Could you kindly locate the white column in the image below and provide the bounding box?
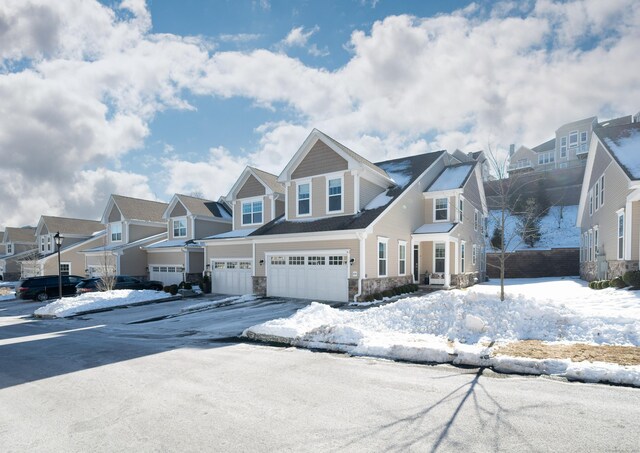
[444,240,450,287]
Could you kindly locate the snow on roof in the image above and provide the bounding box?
[601,125,640,179]
[364,192,394,210]
[426,163,474,192]
[378,160,412,188]
[145,239,200,249]
[206,228,258,239]
[414,223,456,234]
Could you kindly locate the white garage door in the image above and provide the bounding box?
[267,253,349,302]
[150,265,183,286]
[211,260,253,295]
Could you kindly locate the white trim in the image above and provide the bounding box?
[227,166,276,200]
[110,222,123,242]
[457,195,464,224]
[240,197,264,226]
[172,217,188,238]
[264,249,349,257]
[326,174,344,214]
[354,172,361,213]
[617,210,625,261]
[472,244,477,266]
[625,199,633,260]
[398,240,407,276]
[296,179,312,217]
[284,181,291,221]
[377,237,388,278]
[460,241,465,273]
[433,197,450,222]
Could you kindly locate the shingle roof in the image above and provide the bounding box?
[4,226,36,243]
[175,194,232,219]
[598,115,632,128]
[318,130,390,179]
[595,122,640,180]
[112,195,168,223]
[41,216,103,236]
[247,151,445,237]
[249,167,285,194]
[531,138,556,153]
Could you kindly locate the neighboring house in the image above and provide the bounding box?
[81,195,168,278]
[509,115,635,175]
[20,216,105,278]
[142,194,232,285]
[203,129,487,302]
[0,227,37,281]
[577,119,640,281]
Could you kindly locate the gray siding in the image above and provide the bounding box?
[194,219,231,239]
[360,178,385,210]
[588,142,612,188]
[237,175,266,199]
[129,224,165,243]
[170,203,187,217]
[291,140,348,179]
[189,250,204,273]
[207,243,253,259]
[108,206,121,223]
[147,251,184,266]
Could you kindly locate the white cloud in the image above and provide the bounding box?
[218,33,262,43]
[282,25,318,48]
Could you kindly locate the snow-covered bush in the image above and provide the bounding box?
[610,277,626,289]
[622,271,640,288]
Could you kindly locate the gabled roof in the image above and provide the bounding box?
[278,129,393,185]
[425,163,475,192]
[37,216,103,237]
[3,226,36,243]
[246,151,445,237]
[166,194,232,220]
[227,167,284,200]
[103,195,168,224]
[598,115,632,128]
[82,232,167,253]
[595,122,640,180]
[531,138,555,153]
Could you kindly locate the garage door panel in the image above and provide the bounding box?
[212,260,252,295]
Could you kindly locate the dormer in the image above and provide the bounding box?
[100,195,168,245]
[226,167,285,231]
[163,194,232,240]
[35,216,103,255]
[278,129,395,221]
[423,163,480,226]
[1,226,36,256]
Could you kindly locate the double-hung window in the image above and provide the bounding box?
[435,243,445,273]
[594,227,599,258]
[398,241,406,275]
[242,200,263,225]
[460,242,465,273]
[6,244,13,255]
[435,198,448,221]
[472,244,477,265]
[378,238,388,277]
[40,236,46,252]
[560,137,567,157]
[297,182,310,216]
[617,211,625,260]
[569,131,578,148]
[328,178,342,212]
[111,223,122,242]
[595,181,600,210]
[599,175,605,207]
[173,218,187,238]
[458,198,464,223]
[474,210,479,231]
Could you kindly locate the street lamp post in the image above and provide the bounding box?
[54,232,64,300]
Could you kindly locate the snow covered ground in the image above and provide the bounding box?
[487,205,580,251]
[245,277,640,386]
[34,290,171,318]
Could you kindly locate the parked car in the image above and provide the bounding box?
[17,275,85,301]
[76,275,164,294]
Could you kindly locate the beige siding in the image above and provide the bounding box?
[255,239,359,278]
[510,147,536,166]
[129,224,165,242]
[189,250,204,273]
[168,217,193,241]
[237,175,266,199]
[344,172,355,214]
[85,253,116,270]
[42,235,106,276]
[207,243,253,260]
[588,142,613,188]
[233,196,267,230]
[420,242,434,275]
[147,251,185,266]
[462,170,483,211]
[449,242,455,274]
[312,177,326,217]
[120,246,149,277]
[194,219,231,239]
[291,140,348,179]
[107,206,121,222]
[170,203,187,218]
[275,199,285,218]
[360,178,385,210]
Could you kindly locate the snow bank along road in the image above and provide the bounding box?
[1,293,639,452]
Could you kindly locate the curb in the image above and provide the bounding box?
[34,295,183,319]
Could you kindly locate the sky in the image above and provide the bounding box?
[1,0,639,228]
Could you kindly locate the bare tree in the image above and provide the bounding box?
[485,146,551,301]
[19,248,41,279]
[96,236,116,291]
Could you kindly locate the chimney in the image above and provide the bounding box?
[634,111,640,123]
[509,144,515,157]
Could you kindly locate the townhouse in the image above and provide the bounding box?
[0,226,37,281]
[203,129,487,302]
[577,119,640,281]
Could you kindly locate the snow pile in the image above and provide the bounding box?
[182,294,258,312]
[34,290,170,318]
[245,278,640,386]
[487,205,580,251]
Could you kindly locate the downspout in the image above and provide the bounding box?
[353,232,367,302]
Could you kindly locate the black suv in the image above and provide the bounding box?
[76,276,164,294]
[17,275,85,301]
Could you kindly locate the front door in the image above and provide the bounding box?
[413,245,419,282]
[431,242,446,285]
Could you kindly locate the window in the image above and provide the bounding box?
[458,198,464,223]
[226,262,236,269]
[435,243,445,273]
[594,181,600,210]
[474,210,479,231]
[214,262,225,269]
[515,159,530,169]
[560,137,567,157]
[111,223,122,242]
[40,236,46,252]
[461,242,465,273]
[173,218,187,237]
[472,244,477,265]
[594,228,599,257]
[599,175,605,207]
[6,244,12,254]
[289,256,305,266]
[435,198,448,221]
[297,182,310,216]
[242,200,263,225]
[329,256,345,265]
[589,190,593,215]
[538,152,555,165]
[580,131,588,143]
[270,256,286,265]
[398,241,406,275]
[569,131,578,148]
[308,256,325,266]
[618,212,625,260]
[239,262,252,270]
[328,178,342,212]
[60,263,70,276]
[588,230,593,261]
[378,238,388,277]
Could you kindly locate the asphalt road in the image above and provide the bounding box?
[1,296,639,452]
